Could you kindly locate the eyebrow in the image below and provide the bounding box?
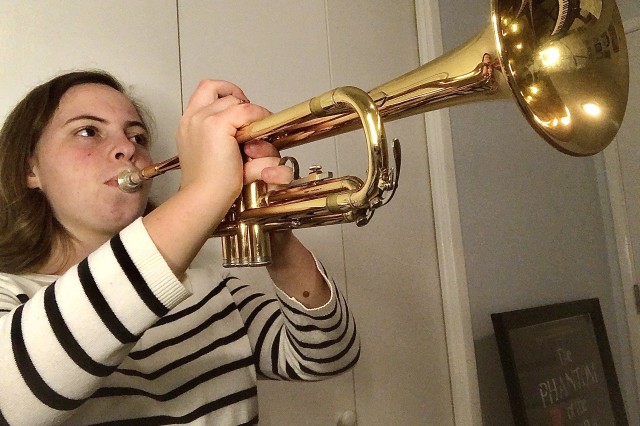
[64,115,148,131]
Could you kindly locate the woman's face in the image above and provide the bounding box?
[28,83,153,242]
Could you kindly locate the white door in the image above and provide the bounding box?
[178,1,456,425]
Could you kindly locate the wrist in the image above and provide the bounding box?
[179,180,240,217]
[265,232,331,308]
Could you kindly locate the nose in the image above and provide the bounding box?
[111,134,136,162]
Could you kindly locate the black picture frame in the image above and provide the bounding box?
[491,298,628,425]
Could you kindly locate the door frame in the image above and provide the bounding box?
[414,1,482,424]
[601,15,640,410]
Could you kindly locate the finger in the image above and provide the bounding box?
[262,165,294,185]
[243,139,280,159]
[243,157,292,184]
[190,103,271,136]
[194,95,247,116]
[184,80,248,114]
[243,157,280,184]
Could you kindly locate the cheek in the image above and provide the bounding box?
[137,149,153,168]
[36,151,93,193]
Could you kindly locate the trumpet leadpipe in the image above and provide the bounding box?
[117,156,181,192]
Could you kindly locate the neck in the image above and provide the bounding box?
[36,230,111,275]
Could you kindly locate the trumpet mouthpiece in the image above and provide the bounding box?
[117,168,143,193]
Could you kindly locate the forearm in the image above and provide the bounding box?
[0,220,189,425]
[266,231,330,309]
[142,185,235,279]
[229,272,360,381]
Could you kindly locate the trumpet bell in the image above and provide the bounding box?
[492,0,629,155]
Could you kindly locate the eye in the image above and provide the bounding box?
[129,133,149,146]
[77,126,99,137]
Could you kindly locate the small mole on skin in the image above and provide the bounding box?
[302,291,310,298]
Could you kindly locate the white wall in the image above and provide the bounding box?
[436,0,640,424]
[618,0,640,22]
[0,0,183,180]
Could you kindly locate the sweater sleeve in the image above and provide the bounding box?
[227,256,360,381]
[0,218,190,426]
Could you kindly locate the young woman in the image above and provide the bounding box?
[0,71,359,425]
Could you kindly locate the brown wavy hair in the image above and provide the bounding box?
[0,70,154,274]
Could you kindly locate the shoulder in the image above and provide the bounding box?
[0,272,54,312]
[0,272,53,296]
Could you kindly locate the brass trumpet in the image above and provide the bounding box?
[119,0,629,267]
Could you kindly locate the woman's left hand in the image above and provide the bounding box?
[241,140,331,308]
[242,140,293,189]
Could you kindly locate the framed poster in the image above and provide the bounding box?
[491,298,628,425]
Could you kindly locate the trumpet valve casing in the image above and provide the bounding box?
[222,181,272,268]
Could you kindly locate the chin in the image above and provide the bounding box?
[106,208,146,231]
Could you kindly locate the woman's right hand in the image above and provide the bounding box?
[176,80,270,208]
[144,80,270,277]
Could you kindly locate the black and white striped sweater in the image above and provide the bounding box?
[0,218,360,425]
